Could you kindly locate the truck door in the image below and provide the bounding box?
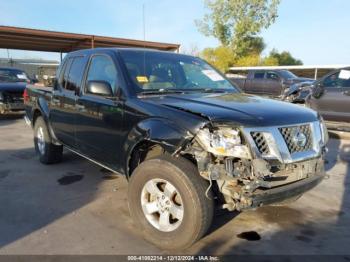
[264,71,282,97]
[246,71,265,94]
[75,53,125,172]
[309,70,350,122]
[50,56,87,146]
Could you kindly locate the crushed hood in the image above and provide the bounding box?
[143,92,318,127]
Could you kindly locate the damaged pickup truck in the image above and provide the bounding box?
[24,48,329,250]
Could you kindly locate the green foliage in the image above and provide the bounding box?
[199,47,301,72]
[196,0,303,71]
[196,0,280,56]
[200,46,236,72]
[234,53,279,67]
[233,36,266,58]
[261,55,279,66]
[267,49,303,65]
[234,54,261,66]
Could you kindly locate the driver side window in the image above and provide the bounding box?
[323,72,340,88]
[266,72,279,80]
[85,55,118,95]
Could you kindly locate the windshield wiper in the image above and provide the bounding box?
[139,89,185,95]
[195,88,231,93]
[139,88,232,96]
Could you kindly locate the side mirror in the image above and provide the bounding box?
[87,81,113,96]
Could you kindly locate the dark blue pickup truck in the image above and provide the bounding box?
[24,48,329,250]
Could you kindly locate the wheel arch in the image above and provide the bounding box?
[31,96,50,126]
[31,98,60,145]
[124,118,195,179]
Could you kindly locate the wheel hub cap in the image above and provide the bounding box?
[36,127,45,155]
[141,178,184,232]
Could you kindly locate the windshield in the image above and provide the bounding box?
[119,50,239,93]
[0,69,29,83]
[278,70,297,79]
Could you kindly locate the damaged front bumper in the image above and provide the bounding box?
[182,120,328,211]
[250,171,324,208]
[0,102,25,114]
[215,157,326,211]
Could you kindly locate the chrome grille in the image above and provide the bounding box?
[279,124,313,154]
[251,132,270,155]
[244,121,322,164]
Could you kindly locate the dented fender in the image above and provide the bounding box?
[124,117,204,176]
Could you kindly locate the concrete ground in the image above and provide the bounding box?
[0,114,349,255]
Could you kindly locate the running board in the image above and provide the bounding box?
[64,146,122,176]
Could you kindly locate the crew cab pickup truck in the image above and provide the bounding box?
[229,69,312,98]
[24,48,328,250]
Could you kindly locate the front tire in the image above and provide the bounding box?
[34,116,63,164]
[128,154,214,250]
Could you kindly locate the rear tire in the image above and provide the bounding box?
[128,154,214,250]
[34,116,63,164]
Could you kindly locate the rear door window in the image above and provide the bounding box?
[58,58,72,90]
[253,72,265,79]
[65,56,86,92]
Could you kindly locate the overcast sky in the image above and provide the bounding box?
[0,0,349,65]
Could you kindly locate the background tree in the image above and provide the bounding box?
[195,0,303,72]
[266,49,303,65]
[196,0,280,57]
[200,46,235,71]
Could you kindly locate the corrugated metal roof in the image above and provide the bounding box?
[0,26,180,53]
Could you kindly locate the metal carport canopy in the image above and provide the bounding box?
[0,26,180,53]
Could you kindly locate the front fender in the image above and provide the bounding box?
[283,84,300,99]
[123,118,195,175]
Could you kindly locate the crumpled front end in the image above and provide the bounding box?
[0,91,25,114]
[181,119,329,211]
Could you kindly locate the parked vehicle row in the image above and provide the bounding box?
[228,67,350,131]
[228,69,312,99]
[24,48,328,249]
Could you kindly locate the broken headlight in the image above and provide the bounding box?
[196,127,251,158]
